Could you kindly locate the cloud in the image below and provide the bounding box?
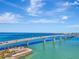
[60,16,69,23]
[41,2,70,17]
[55,2,71,13]
[26,0,70,16]
[61,16,68,20]
[42,0,79,17]
[71,0,79,5]
[62,1,79,6]
[28,19,59,24]
[56,0,79,12]
[28,19,63,24]
[28,16,68,24]
[0,12,22,23]
[27,0,45,16]
[56,2,70,12]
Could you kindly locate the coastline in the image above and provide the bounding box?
[0,47,32,59]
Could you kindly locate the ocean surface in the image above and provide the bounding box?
[0,33,79,59]
[21,37,79,59]
[0,33,53,42]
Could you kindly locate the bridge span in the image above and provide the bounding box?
[0,35,73,46]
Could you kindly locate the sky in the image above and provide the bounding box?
[0,0,79,33]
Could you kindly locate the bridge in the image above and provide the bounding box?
[0,34,74,50]
[0,35,73,46]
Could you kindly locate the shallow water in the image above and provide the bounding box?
[0,33,78,59]
[21,37,79,59]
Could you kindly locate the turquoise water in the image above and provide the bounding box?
[0,33,78,59]
[20,37,79,59]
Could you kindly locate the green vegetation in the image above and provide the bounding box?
[0,49,16,59]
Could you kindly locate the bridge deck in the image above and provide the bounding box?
[0,35,72,46]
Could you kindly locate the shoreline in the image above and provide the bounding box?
[0,47,32,59]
